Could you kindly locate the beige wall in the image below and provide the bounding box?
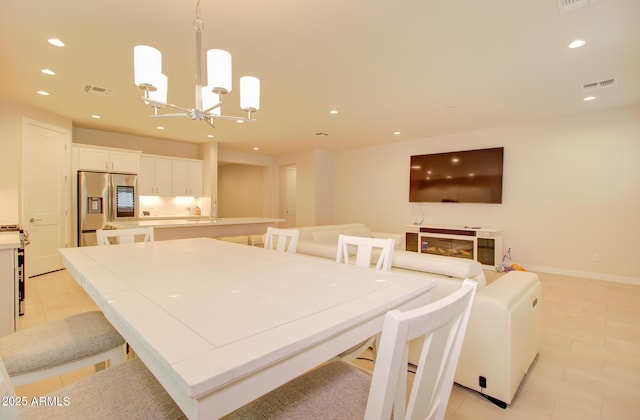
[218,164,264,217]
[331,105,640,283]
[274,149,333,227]
[73,127,200,159]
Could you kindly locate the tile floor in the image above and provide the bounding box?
[13,269,640,419]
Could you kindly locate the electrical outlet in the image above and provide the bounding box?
[479,376,487,388]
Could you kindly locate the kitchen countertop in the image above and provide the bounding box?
[0,232,21,250]
[107,217,285,230]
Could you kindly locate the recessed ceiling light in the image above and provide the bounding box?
[41,69,56,76]
[329,110,338,115]
[91,114,101,119]
[583,96,596,101]
[207,134,214,138]
[36,90,50,96]
[48,38,65,47]
[393,131,401,136]
[156,126,165,130]
[252,147,260,151]
[568,39,586,49]
[237,120,244,124]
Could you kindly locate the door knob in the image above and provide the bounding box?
[30,217,42,222]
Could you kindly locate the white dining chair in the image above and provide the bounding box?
[264,227,300,254]
[1,357,186,419]
[335,234,396,360]
[96,227,154,245]
[336,234,395,271]
[0,311,125,386]
[226,280,478,420]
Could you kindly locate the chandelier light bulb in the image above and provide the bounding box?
[207,49,232,94]
[134,45,162,88]
[240,76,260,112]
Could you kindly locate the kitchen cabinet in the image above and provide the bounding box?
[73,145,140,173]
[172,159,203,196]
[139,155,173,196]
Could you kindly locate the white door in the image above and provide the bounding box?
[22,119,70,277]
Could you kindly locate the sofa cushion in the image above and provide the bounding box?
[311,230,342,243]
[392,250,482,279]
[296,241,339,260]
[341,227,372,237]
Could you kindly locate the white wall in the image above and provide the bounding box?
[331,105,640,284]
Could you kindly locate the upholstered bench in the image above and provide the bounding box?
[0,311,125,386]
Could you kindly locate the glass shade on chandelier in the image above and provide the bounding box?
[134,45,161,89]
[207,49,232,94]
[240,76,260,112]
[132,1,260,128]
[201,87,221,116]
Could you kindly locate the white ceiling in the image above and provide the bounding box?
[1,0,638,156]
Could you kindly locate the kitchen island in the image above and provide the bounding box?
[106,217,284,241]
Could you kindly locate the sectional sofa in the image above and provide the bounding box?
[295,223,541,407]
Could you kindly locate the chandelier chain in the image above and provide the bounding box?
[194,0,203,30]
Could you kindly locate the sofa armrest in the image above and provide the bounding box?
[454,271,541,405]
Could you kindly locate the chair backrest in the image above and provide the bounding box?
[336,234,395,271]
[96,227,154,246]
[264,227,300,254]
[0,356,18,419]
[365,280,477,420]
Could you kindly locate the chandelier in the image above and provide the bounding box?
[133,0,260,128]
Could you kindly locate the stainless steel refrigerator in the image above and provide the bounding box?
[77,171,138,246]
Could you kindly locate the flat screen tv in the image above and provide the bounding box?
[409,147,504,203]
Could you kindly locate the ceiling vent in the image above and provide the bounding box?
[557,0,598,13]
[81,84,113,96]
[581,78,617,92]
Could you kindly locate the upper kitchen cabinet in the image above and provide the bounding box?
[139,155,173,196]
[172,159,203,197]
[73,145,141,173]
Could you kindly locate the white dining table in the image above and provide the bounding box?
[59,237,436,419]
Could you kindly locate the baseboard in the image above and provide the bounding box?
[524,264,640,286]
